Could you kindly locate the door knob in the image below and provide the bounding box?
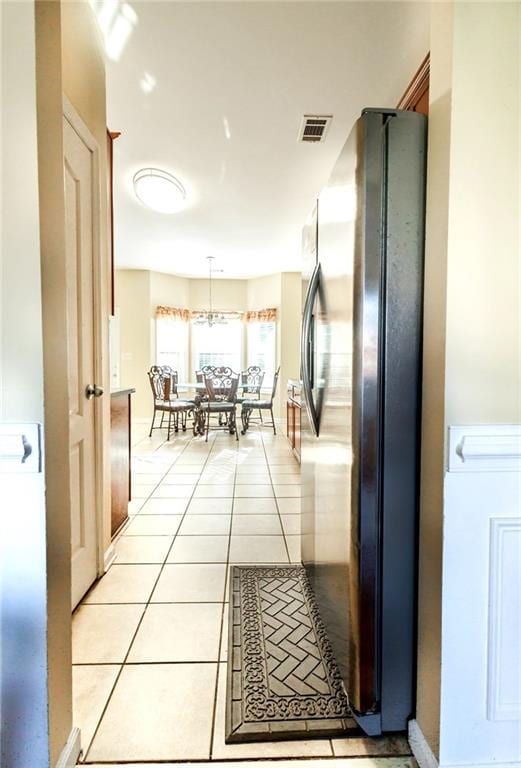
[85,384,104,399]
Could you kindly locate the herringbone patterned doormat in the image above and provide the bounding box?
[226,565,359,743]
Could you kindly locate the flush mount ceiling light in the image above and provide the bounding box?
[133,168,186,214]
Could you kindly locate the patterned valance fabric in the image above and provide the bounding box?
[190,310,243,320]
[157,306,277,322]
[244,308,277,323]
[155,306,191,321]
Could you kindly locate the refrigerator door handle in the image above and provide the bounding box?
[300,262,321,437]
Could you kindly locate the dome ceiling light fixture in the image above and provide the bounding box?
[133,167,187,214]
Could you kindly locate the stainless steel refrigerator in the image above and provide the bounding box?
[301,108,427,736]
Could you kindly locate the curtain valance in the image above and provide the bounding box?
[244,308,277,323]
[155,306,191,321]
[156,306,246,322]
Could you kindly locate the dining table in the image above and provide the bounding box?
[175,382,270,436]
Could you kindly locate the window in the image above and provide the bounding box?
[156,317,188,380]
[247,321,276,382]
[191,318,243,373]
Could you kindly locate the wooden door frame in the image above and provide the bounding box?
[397,53,430,111]
[63,96,108,581]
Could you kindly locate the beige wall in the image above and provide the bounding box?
[32,0,110,763]
[416,3,453,755]
[116,270,152,419]
[115,269,301,420]
[247,273,281,310]
[279,272,302,413]
[417,2,520,758]
[190,276,248,312]
[444,2,520,425]
[150,270,190,309]
[34,1,73,762]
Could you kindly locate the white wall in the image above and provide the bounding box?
[1,3,44,420]
[0,3,49,765]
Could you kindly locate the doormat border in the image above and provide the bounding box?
[226,564,360,743]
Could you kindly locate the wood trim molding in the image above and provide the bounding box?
[107,129,121,316]
[397,53,430,110]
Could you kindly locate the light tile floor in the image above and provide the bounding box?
[73,421,411,766]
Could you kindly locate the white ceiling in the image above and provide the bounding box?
[106,1,429,279]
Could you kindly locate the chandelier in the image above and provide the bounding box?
[194,257,227,327]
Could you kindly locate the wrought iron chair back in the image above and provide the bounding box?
[240,366,264,397]
[205,370,239,402]
[196,365,217,384]
[148,366,168,402]
[160,366,178,397]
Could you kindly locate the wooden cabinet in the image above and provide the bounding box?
[286,380,301,463]
[110,388,134,537]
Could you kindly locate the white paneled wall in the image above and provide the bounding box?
[439,425,521,768]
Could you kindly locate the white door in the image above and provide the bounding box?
[63,112,100,608]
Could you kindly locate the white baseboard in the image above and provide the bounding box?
[409,719,439,768]
[103,543,117,572]
[55,727,81,768]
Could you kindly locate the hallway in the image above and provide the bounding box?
[72,423,410,764]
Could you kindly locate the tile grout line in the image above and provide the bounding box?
[80,600,226,606]
[117,436,188,538]
[80,429,303,763]
[77,451,182,610]
[208,431,239,760]
[260,431,292,564]
[81,431,215,762]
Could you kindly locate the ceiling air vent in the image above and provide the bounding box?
[299,115,332,143]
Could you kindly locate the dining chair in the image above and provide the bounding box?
[200,369,240,442]
[240,366,280,435]
[160,366,178,398]
[195,365,217,386]
[147,366,193,440]
[237,365,265,422]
